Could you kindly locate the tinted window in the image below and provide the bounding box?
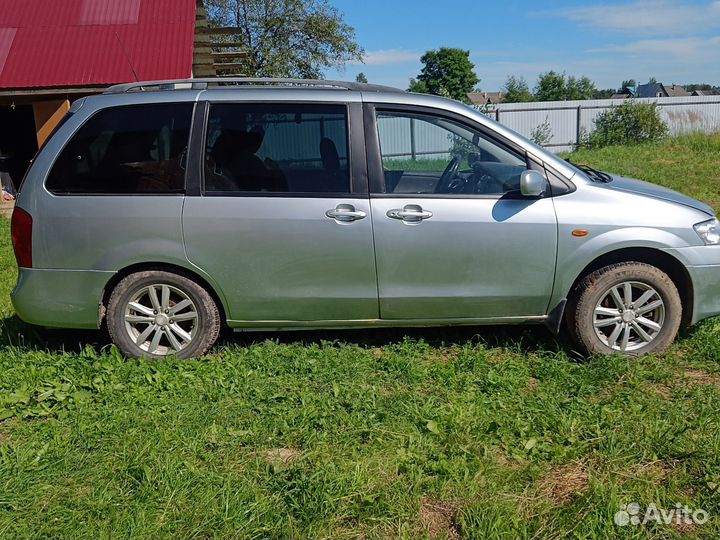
[47,103,193,194]
[376,111,527,195]
[204,103,350,194]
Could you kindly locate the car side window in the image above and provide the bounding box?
[204,103,350,194]
[46,103,193,195]
[375,111,527,195]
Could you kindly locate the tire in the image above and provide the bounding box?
[566,262,682,356]
[107,270,221,360]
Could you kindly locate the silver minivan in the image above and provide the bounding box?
[10,78,720,359]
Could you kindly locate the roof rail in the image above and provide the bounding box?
[104,78,404,95]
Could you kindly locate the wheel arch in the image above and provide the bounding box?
[566,247,694,327]
[98,262,229,328]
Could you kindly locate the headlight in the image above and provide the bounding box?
[694,218,720,245]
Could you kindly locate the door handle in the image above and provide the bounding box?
[325,204,367,223]
[387,204,433,223]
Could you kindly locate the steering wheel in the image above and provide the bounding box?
[435,157,461,193]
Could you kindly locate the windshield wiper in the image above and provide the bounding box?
[565,159,613,183]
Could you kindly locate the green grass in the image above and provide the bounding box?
[384,158,461,173]
[2,135,720,539]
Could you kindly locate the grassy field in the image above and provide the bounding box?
[384,158,454,172]
[1,134,720,539]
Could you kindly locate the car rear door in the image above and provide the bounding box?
[182,96,378,324]
[366,105,559,320]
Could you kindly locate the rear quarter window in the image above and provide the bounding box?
[46,103,193,195]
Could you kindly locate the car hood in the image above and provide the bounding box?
[604,175,715,216]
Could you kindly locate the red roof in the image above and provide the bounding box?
[0,0,197,89]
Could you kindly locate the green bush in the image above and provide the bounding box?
[530,116,553,146]
[587,101,668,148]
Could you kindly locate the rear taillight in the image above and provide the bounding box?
[11,207,32,268]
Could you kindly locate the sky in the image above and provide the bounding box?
[324,0,720,92]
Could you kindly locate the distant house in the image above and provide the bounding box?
[665,85,691,97]
[611,83,700,99]
[611,84,638,99]
[467,91,505,106]
[634,83,691,98]
[636,83,666,98]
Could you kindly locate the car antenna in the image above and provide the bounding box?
[115,32,140,83]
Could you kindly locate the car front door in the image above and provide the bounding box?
[367,106,559,320]
[182,99,378,324]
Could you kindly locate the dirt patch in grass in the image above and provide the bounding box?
[424,350,460,365]
[682,369,720,387]
[0,418,17,444]
[486,349,522,364]
[420,498,460,540]
[264,448,302,467]
[538,461,589,504]
[590,385,615,403]
[649,383,673,399]
[672,519,699,537]
[379,385,395,397]
[618,460,673,484]
[494,449,525,471]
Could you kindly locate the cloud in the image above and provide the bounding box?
[555,0,720,35]
[591,35,720,61]
[460,37,720,91]
[355,49,419,66]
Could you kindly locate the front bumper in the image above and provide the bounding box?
[664,246,720,325]
[686,264,720,324]
[11,268,115,329]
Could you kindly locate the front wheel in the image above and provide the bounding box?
[107,270,221,359]
[566,262,682,356]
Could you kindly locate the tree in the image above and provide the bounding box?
[595,88,616,99]
[620,79,636,91]
[355,72,368,84]
[685,83,720,95]
[534,71,597,101]
[409,48,479,102]
[534,71,567,101]
[502,76,534,103]
[408,78,428,94]
[647,76,658,84]
[566,76,597,100]
[205,0,363,79]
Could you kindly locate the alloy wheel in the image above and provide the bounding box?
[593,281,666,352]
[123,284,199,355]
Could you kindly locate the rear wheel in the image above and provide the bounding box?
[566,262,682,356]
[107,270,221,359]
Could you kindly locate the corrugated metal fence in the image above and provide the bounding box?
[476,95,720,153]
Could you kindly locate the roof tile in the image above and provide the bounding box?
[0,0,196,89]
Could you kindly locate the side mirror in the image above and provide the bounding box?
[520,170,548,197]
